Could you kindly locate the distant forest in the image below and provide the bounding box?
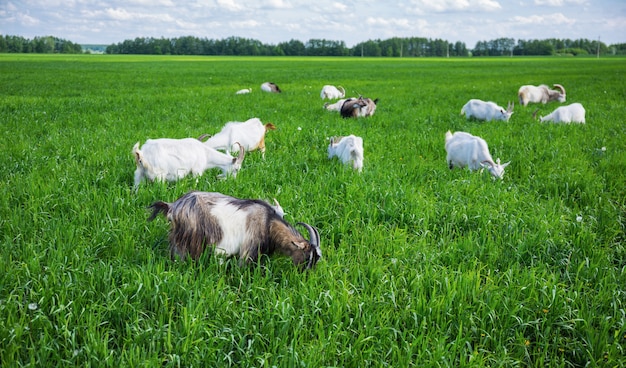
[2,34,626,57]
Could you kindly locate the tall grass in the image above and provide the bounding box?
[1,54,624,367]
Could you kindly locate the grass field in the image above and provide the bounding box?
[1,54,625,367]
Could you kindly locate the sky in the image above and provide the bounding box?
[1,0,625,48]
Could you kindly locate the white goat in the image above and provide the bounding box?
[201,117,276,159]
[324,98,347,112]
[148,191,322,269]
[235,88,252,95]
[320,85,346,99]
[460,99,514,122]
[328,135,364,172]
[340,96,378,118]
[518,84,566,106]
[538,103,586,124]
[132,138,245,189]
[445,130,510,179]
[261,82,281,93]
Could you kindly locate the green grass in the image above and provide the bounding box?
[1,54,625,367]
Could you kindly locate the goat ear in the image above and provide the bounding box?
[292,241,307,250]
[501,161,511,168]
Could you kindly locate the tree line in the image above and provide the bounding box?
[2,34,625,56]
[472,37,615,56]
[0,35,83,54]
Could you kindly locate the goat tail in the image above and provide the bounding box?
[518,90,527,106]
[265,122,277,131]
[147,201,170,221]
[132,142,144,166]
[133,142,142,165]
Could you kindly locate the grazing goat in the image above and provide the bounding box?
[320,85,346,99]
[203,118,277,159]
[148,191,322,269]
[518,84,566,106]
[340,96,378,118]
[261,82,281,93]
[537,103,586,124]
[132,139,245,189]
[324,98,348,112]
[445,130,510,179]
[235,88,252,95]
[328,135,364,172]
[460,99,514,122]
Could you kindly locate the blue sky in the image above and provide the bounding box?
[1,0,624,47]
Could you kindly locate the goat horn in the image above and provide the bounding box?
[553,84,565,95]
[197,133,211,141]
[298,222,321,258]
[235,142,246,165]
[532,108,540,119]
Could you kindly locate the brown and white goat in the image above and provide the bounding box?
[518,84,566,106]
[148,191,322,269]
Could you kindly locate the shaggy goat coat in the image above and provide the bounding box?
[148,191,321,268]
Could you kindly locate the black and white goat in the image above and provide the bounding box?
[340,96,378,118]
[261,82,282,93]
[148,191,322,269]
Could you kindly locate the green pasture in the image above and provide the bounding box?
[0,54,624,367]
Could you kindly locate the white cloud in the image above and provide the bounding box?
[534,0,586,5]
[331,2,348,12]
[230,19,261,29]
[366,17,411,29]
[512,12,575,25]
[406,0,501,14]
[217,0,244,12]
[262,0,293,9]
[104,8,134,21]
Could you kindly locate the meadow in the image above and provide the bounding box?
[0,54,624,367]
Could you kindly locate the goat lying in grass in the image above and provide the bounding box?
[340,96,378,118]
